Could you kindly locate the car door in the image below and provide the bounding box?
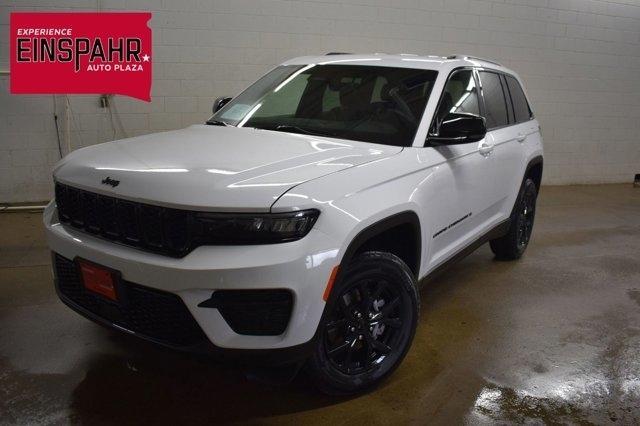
[417,68,498,270]
[502,74,539,215]
[477,70,528,221]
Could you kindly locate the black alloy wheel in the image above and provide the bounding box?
[323,277,406,375]
[490,177,538,260]
[516,183,536,251]
[307,251,419,395]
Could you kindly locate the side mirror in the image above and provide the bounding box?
[212,96,232,114]
[427,112,486,145]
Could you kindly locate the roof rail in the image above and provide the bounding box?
[446,55,502,66]
[325,52,351,55]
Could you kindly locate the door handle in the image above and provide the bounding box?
[479,143,494,156]
[516,133,526,142]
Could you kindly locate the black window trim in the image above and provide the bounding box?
[500,73,516,124]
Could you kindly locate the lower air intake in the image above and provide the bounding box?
[199,289,293,336]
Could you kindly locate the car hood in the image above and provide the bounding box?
[53,124,402,211]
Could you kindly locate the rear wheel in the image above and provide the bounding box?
[307,251,419,395]
[490,177,538,260]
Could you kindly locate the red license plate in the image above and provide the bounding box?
[78,260,118,301]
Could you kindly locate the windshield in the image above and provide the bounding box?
[210,64,438,147]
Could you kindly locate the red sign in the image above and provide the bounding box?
[10,12,152,101]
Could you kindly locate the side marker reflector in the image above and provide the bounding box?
[322,266,340,301]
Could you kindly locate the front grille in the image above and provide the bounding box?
[55,183,190,257]
[199,290,293,336]
[54,254,207,348]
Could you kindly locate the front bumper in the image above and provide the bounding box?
[44,201,339,357]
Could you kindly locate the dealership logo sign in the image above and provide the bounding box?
[10,12,152,101]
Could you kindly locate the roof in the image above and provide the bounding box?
[281,53,515,76]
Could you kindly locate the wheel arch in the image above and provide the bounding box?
[339,211,422,279]
[524,155,543,191]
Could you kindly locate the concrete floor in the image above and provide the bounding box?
[1,184,639,425]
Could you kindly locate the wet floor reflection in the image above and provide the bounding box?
[469,382,590,424]
[0,334,347,425]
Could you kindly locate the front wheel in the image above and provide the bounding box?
[307,251,419,395]
[490,177,538,260]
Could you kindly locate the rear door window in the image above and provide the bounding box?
[479,71,509,129]
[505,75,532,123]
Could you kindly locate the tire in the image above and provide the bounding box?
[490,177,538,260]
[307,251,419,395]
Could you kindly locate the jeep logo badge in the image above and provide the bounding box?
[101,176,120,188]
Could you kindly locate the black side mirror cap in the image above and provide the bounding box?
[212,96,232,114]
[427,112,487,146]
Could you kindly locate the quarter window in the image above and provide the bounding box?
[479,71,509,129]
[505,75,532,123]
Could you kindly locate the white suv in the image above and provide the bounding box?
[44,53,543,394]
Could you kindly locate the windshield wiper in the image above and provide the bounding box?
[273,125,335,137]
[206,119,229,126]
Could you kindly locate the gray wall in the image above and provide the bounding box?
[1,0,640,203]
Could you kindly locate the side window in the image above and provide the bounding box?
[433,69,480,128]
[505,75,532,123]
[479,71,508,129]
[500,74,515,124]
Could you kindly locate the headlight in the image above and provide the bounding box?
[192,209,320,244]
